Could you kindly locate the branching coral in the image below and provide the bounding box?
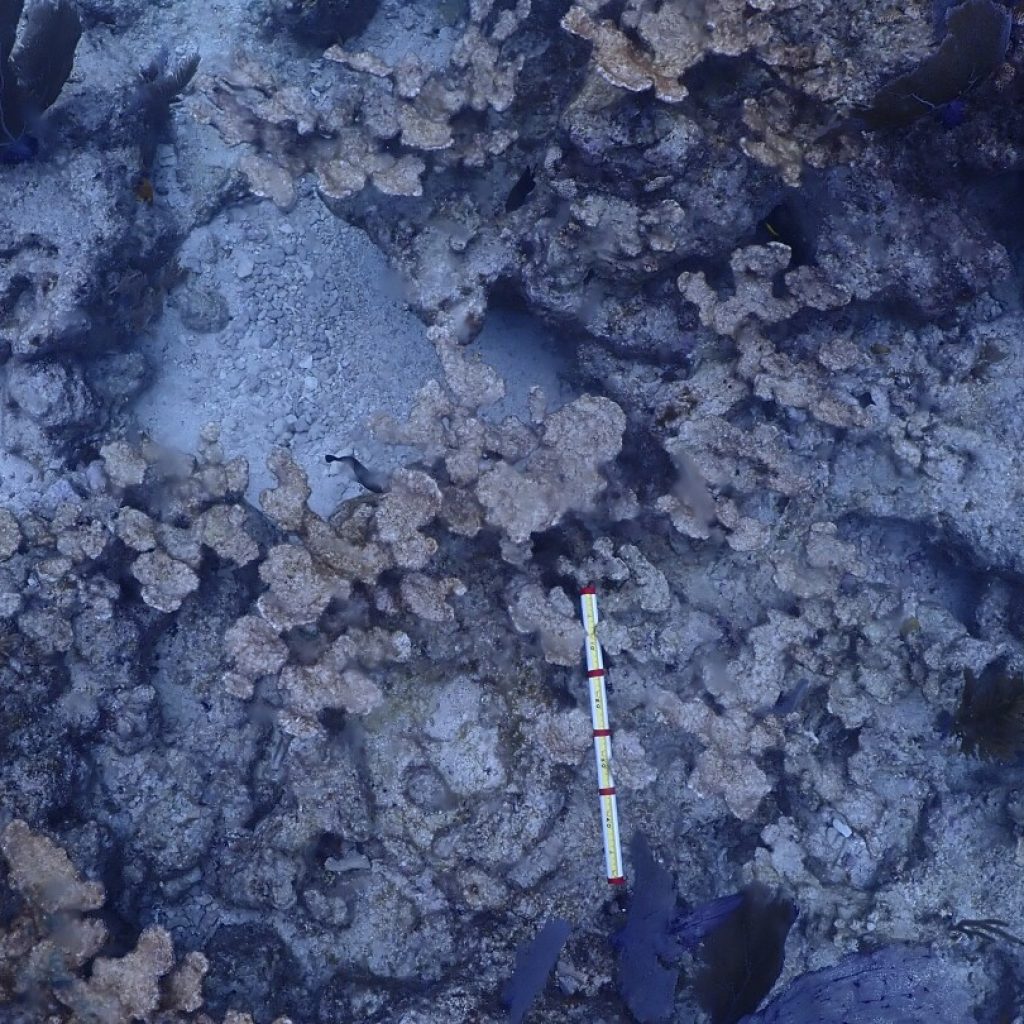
[0,820,292,1024]
[0,425,256,682]
[190,0,530,209]
[373,329,627,550]
[215,446,413,732]
[561,0,768,105]
[213,328,625,738]
[678,244,850,338]
[559,0,961,183]
[508,583,582,666]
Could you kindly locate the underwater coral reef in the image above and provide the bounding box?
[3,0,1024,1021]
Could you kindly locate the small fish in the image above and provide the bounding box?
[752,677,815,722]
[505,166,536,212]
[770,677,814,717]
[325,453,389,493]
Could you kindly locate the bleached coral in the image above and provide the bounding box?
[508,584,582,665]
[100,441,149,490]
[375,470,443,570]
[480,393,625,541]
[376,333,625,551]
[1,820,105,917]
[562,0,934,182]
[210,450,423,728]
[678,244,850,338]
[400,572,467,623]
[64,926,176,1023]
[0,821,285,1023]
[260,446,312,532]
[192,0,530,209]
[257,543,341,629]
[164,951,209,1015]
[561,4,692,103]
[0,430,265,745]
[199,504,259,566]
[279,655,385,736]
[223,614,289,693]
[131,550,201,614]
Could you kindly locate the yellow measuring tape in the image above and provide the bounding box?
[579,586,625,885]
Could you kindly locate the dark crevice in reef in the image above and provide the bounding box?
[888,792,941,880]
[619,421,678,497]
[745,199,821,268]
[43,751,99,831]
[204,923,303,1024]
[952,660,1024,764]
[964,169,1024,261]
[835,513,992,631]
[242,720,287,833]
[683,54,777,126]
[94,836,147,959]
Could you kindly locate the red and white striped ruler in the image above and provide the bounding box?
[579,586,625,885]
